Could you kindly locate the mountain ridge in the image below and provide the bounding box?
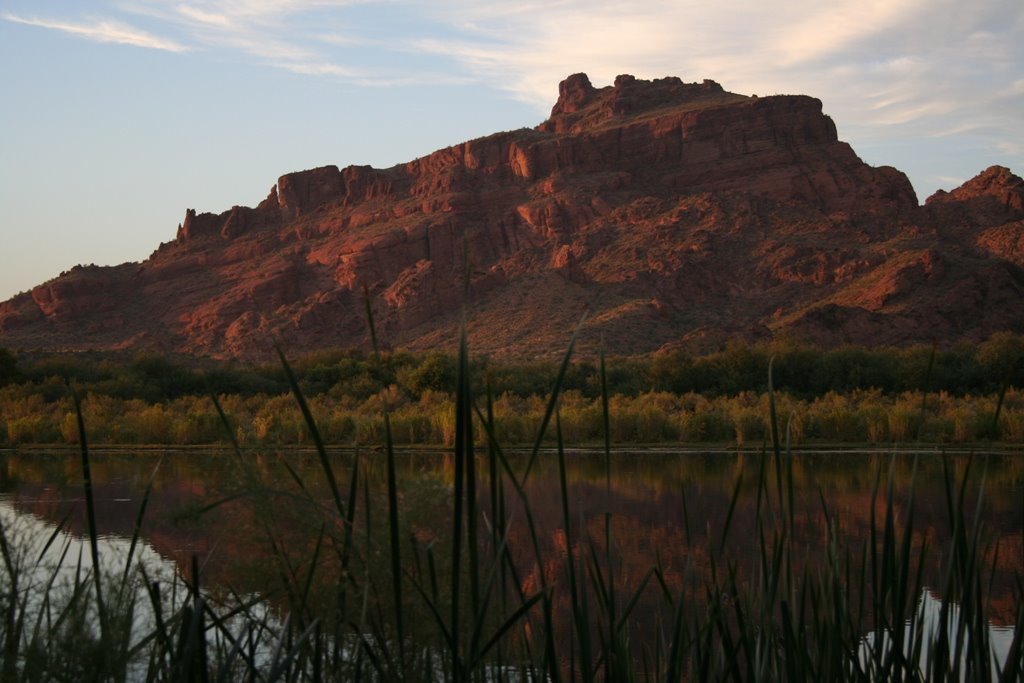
[2,73,1022,359]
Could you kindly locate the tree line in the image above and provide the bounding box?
[1,333,1022,403]
[1,334,1023,446]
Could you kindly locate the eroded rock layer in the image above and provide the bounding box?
[2,74,1022,358]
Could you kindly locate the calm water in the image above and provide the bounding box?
[1,446,1021,666]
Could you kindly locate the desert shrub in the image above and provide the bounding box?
[859,404,890,443]
[635,403,676,442]
[486,393,544,444]
[886,393,924,442]
[807,392,865,441]
[124,403,174,443]
[170,406,223,444]
[251,414,275,443]
[558,401,604,443]
[949,407,983,443]
[401,352,457,395]
[320,413,357,443]
[6,415,60,444]
[354,415,385,444]
[387,413,431,444]
[79,393,126,441]
[679,401,732,442]
[731,406,764,446]
[762,392,807,444]
[1001,410,1024,442]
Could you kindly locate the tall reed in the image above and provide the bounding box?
[0,337,1020,681]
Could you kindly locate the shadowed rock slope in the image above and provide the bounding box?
[2,73,1023,359]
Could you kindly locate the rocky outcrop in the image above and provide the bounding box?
[277,165,344,215]
[926,165,1024,231]
[1,74,1022,359]
[927,165,1024,212]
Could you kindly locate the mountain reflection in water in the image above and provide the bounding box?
[1,447,1020,672]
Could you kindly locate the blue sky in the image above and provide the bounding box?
[2,1,1022,301]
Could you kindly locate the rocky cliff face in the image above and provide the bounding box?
[2,73,1022,358]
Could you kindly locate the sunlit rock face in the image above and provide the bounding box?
[1,74,1022,359]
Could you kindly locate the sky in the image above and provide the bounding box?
[1,1,1022,301]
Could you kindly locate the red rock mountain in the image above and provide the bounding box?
[2,74,1023,358]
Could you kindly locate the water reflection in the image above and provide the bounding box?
[0,497,178,623]
[861,590,1017,680]
[0,497,289,681]
[1,447,1021,675]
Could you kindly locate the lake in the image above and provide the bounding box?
[1,446,1021,679]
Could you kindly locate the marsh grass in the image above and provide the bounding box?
[0,335,1021,681]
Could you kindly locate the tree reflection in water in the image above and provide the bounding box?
[1,448,1021,679]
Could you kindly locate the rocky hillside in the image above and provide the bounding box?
[2,73,1022,359]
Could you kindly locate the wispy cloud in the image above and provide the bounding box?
[280,61,359,77]
[5,0,1021,185]
[997,140,1024,159]
[122,1,369,78]
[406,0,1022,156]
[175,5,233,28]
[3,13,189,52]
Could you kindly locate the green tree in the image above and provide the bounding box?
[404,352,457,395]
[0,347,20,386]
[977,332,1024,389]
[649,349,695,394]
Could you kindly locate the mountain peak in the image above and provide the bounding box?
[927,165,1024,213]
[539,72,738,134]
[549,72,597,115]
[1,75,1020,359]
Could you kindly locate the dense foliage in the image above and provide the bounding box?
[1,334,1022,446]
[2,335,1021,681]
